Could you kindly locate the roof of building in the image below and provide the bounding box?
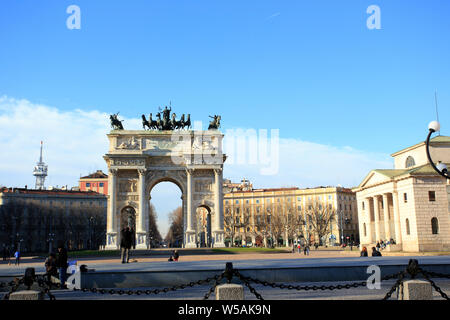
[355,162,450,190]
[0,187,105,197]
[80,170,108,179]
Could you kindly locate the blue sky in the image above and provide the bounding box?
[1,0,449,236]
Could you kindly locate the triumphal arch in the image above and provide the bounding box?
[104,109,225,249]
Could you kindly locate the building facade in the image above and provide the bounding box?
[0,187,107,253]
[79,170,109,195]
[353,136,450,252]
[223,180,358,247]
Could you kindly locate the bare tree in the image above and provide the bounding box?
[165,207,183,247]
[306,201,335,245]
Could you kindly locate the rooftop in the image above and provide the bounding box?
[80,170,108,179]
[0,187,105,197]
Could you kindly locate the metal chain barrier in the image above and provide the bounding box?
[382,259,450,300]
[2,259,449,300]
[70,273,225,299]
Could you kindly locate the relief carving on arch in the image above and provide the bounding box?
[119,179,138,193]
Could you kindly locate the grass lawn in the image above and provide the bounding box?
[211,247,291,254]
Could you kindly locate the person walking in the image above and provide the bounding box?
[120,226,133,264]
[173,250,179,262]
[14,249,20,266]
[56,242,68,288]
[297,243,301,254]
[303,244,310,256]
[360,246,368,257]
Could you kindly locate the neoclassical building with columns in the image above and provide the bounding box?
[353,136,450,252]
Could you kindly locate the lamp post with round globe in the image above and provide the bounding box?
[426,121,449,179]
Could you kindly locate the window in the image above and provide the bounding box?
[328,195,332,200]
[297,197,301,201]
[99,183,104,187]
[236,208,240,214]
[246,200,249,204]
[363,223,367,237]
[298,205,302,211]
[431,217,439,234]
[318,196,321,201]
[236,200,239,204]
[362,202,365,210]
[428,191,436,202]
[256,199,259,204]
[225,200,229,204]
[403,193,408,203]
[86,183,91,187]
[405,156,415,168]
[405,218,410,235]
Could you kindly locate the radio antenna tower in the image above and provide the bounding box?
[33,141,48,190]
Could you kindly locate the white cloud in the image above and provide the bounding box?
[223,138,392,189]
[0,95,139,188]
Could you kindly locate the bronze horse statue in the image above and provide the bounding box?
[208,115,221,130]
[110,113,124,130]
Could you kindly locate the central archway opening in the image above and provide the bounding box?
[195,205,212,248]
[150,181,183,248]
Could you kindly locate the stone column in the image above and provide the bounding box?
[213,168,225,247]
[135,169,147,249]
[106,168,118,249]
[184,169,196,248]
[373,196,381,244]
[392,191,402,245]
[382,193,391,241]
[364,198,373,244]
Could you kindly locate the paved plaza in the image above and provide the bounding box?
[1,249,450,300]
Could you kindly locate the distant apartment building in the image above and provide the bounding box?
[223,179,358,247]
[0,187,107,253]
[79,170,109,195]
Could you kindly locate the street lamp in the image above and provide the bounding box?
[47,232,55,253]
[426,121,449,179]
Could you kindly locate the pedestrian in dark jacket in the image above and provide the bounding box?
[173,250,179,261]
[56,243,68,288]
[372,247,382,257]
[120,226,133,263]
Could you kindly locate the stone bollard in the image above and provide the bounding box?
[215,284,244,300]
[398,280,433,300]
[9,290,44,300]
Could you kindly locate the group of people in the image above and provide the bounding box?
[168,250,179,261]
[293,243,311,255]
[2,246,21,265]
[44,243,69,288]
[360,246,382,257]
